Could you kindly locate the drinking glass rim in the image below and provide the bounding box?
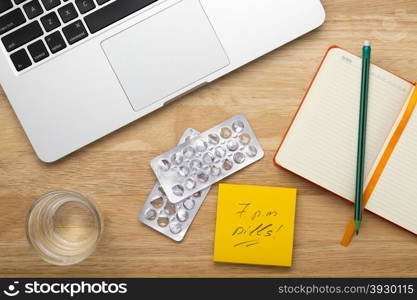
[25,190,103,266]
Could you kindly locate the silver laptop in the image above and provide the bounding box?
[0,0,325,162]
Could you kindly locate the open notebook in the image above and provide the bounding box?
[274,46,417,239]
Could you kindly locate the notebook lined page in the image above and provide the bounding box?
[367,106,417,234]
[276,48,413,201]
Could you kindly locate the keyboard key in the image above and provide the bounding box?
[28,39,49,62]
[96,0,110,4]
[0,0,13,14]
[14,0,27,4]
[10,49,32,71]
[41,11,60,32]
[58,3,78,23]
[75,0,95,14]
[1,21,43,52]
[84,0,157,34]
[23,0,43,19]
[0,8,26,36]
[62,20,87,45]
[45,31,66,53]
[40,0,60,10]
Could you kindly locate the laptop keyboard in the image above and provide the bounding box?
[0,0,158,72]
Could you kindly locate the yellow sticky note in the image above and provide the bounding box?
[213,184,297,267]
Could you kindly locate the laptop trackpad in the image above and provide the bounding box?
[101,0,229,111]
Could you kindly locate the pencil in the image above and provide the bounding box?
[354,40,371,235]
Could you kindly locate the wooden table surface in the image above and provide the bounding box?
[1,0,417,277]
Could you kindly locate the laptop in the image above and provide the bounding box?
[0,0,325,162]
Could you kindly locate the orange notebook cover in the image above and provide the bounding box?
[273,46,417,245]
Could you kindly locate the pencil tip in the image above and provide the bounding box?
[354,221,361,235]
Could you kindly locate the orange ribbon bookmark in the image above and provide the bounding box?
[341,86,417,246]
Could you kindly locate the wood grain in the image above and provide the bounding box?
[1,0,417,277]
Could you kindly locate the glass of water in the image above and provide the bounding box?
[25,190,103,266]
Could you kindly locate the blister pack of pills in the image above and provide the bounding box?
[139,129,210,241]
[151,115,264,203]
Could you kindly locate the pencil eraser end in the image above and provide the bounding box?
[363,40,371,47]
